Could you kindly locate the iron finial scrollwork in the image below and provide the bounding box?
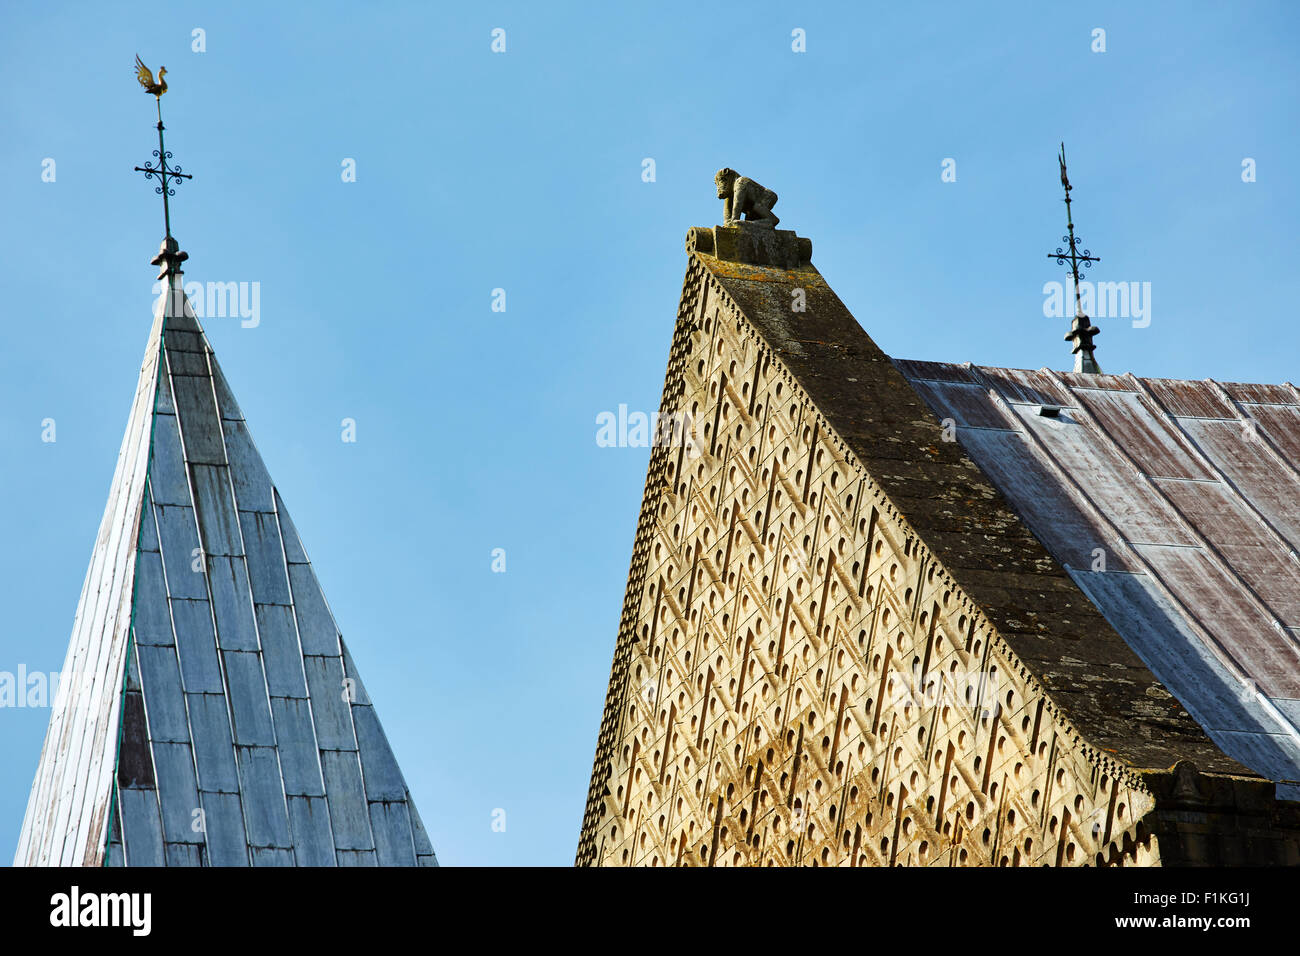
[1045,143,1102,374]
[132,58,193,240]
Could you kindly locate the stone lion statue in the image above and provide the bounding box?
[715,168,779,226]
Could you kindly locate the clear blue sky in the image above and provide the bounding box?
[1,1,1296,866]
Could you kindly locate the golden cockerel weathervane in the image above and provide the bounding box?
[134,55,167,97]
[132,55,191,240]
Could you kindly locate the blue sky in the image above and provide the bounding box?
[1,1,1297,866]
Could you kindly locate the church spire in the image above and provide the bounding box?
[1047,143,1102,374]
[14,61,437,867]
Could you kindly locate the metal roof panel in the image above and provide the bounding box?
[303,655,357,751]
[134,644,189,744]
[255,604,309,699]
[289,565,342,657]
[116,788,164,866]
[270,696,327,797]
[187,692,240,793]
[208,557,260,651]
[222,650,277,747]
[286,795,336,866]
[191,465,244,557]
[240,511,292,606]
[234,745,293,849]
[1247,403,1300,463]
[320,751,374,852]
[199,790,249,866]
[151,741,202,845]
[369,801,417,866]
[899,359,1300,793]
[1143,378,1237,420]
[170,599,224,694]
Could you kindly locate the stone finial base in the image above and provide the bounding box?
[686,221,812,269]
[151,235,189,279]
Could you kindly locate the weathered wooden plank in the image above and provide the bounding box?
[1177,417,1300,553]
[340,643,371,706]
[1144,378,1236,419]
[165,842,204,866]
[908,380,1012,430]
[408,802,437,861]
[1244,402,1300,465]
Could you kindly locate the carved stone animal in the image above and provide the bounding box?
[715,168,779,226]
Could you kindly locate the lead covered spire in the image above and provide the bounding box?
[14,63,436,867]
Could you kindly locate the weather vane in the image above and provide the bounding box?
[1047,143,1101,374]
[133,55,192,241]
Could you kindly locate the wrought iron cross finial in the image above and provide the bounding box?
[133,86,192,240]
[1046,143,1102,374]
